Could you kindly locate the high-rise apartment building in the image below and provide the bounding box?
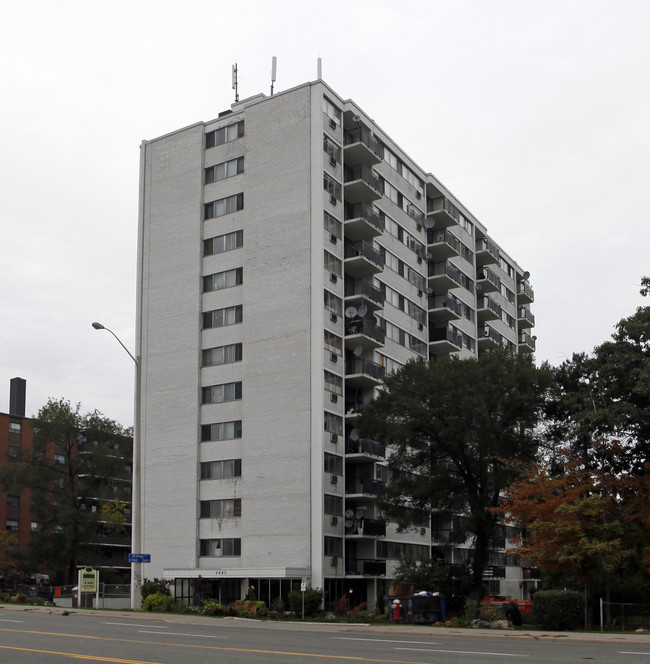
[136,79,536,608]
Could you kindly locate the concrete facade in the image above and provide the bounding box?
[136,80,536,608]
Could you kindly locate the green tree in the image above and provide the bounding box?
[358,346,551,603]
[0,398,131,584]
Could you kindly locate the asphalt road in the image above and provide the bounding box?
[1,606,650,664]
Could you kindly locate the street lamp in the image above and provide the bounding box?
[92,321,142,611]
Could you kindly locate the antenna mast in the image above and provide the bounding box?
[270,56,277,95]
[232,63,239,102]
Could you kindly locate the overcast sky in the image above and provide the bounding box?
[2,0,648,427]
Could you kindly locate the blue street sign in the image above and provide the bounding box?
[128,553,151,563]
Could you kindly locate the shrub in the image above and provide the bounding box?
[255,600,268,617]
[270,596,286,614]
[142,592,176,613]
[288,585,323,616]
[532,590,584,631]
[141,579,171,602]
[201,600,225,616]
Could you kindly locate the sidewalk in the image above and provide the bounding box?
[2,603,649,644]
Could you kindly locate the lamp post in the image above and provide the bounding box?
[92,322,142,610]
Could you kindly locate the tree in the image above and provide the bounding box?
[358,346,551,602]
[0,398,131,584]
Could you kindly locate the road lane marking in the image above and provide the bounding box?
[333,638,441,645]
[0,630,449,663]
[620,652,650,656]
[0,646,160,664]
[0,618,24,622]
[138,630,224,638]
[396,647,529,657]
[102,622,169,628]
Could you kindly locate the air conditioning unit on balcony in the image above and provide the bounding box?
[330,556,338,566]
[330,352,338,363]
[330,515,338,526]
[329,156,337,167]
[330,233,337,244]
[329,118,337,130]
[330,393,338,403]
[330,273,337,283]
[330,433,338,443]
[416,191,422,199]
[418,323,424,331]
[417,290,423,298]
[330,474,338,484]
[330,195,338,206]
[330,313,338,323]
[484,327,491,337]
[420,527,426,536]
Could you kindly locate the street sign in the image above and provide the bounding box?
[129,553,151,563]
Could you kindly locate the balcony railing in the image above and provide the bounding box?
[517,307,535,327]
[429,326,463,349]
[519,331,536,350]
[345,318,385,344]
[428,293,462,318]
[344,202,384,233]
[346,478,386,496]
[428,261,462,286]
[344,279,383,306]
[427,228,462,255]
[477,267,501,291]
[345,437,386,458]
[344,240,384,269]
[481,325,504,345]
[345,518,386,537]
[346,559,387,576]
[345,358,386,381]
[518,281,534,303]
[427,196,462,223]
[344,164,382,193]
[477,295,502,318]
[476,237,499,263]
[344,126,382,158]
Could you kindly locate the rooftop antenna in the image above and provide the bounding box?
[317,57,322,80]
[270,56,277,95]
[232,62,239,102]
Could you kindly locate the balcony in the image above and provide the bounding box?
[344,278,384,312]
[479,325,504,348]
[517,306,535,328]
[343,125,382,165]
[477,295,502,321]
[482,566,506,579]
[429,325,462,354]
[344,317,385,349]
[344,240,384,278]
[427,261,462,292]
[344,202,384,241]
[345,358,385,388]
[427,293,462,323]
[517,280,534,303]
[345,437,386,460]
[476,267,501,293]
[426,196,462,229]
[343,164,382,205]
[345,518,386,538]
[346,559,386,576]
[426,228,461,261]
[518,331,536,352]
[346,477,386,497]
[475,237,499,265]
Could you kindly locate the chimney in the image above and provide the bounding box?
[9,377,26,418]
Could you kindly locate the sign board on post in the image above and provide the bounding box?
[80,567,98,593]
[128,553,151,563]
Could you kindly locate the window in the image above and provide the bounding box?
[202,343,242,367]
[324,251,342,277]
[200,538,241,557]
[324,452,343,475]
[202,382,242,404]
[200,458,242,480]
[324,370,343,395]
[324,412,343,435]
[31,521,40,532]
[323,173,341,201]
[324,211,341,239]
[204,230,243,256]
[378,353,403,375]
[324,536,343,557]
[200,498,241,518]
[7,494,20,508]
[324,330,342,355]
[203,305,243,329]
[206,121,244,148]
[204,193,244,220]
[376,541,430,561]
[201,420,242,442]
[381,283,426,325]
[203,267,243,292]
[324,290,342,317]
[322,97,341,125]
[323,135,341,162]
[54,453,66,465]
[324,494,342,516]
[6,520,19,532]
[205,157,244,184]
[9,421,21,435]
